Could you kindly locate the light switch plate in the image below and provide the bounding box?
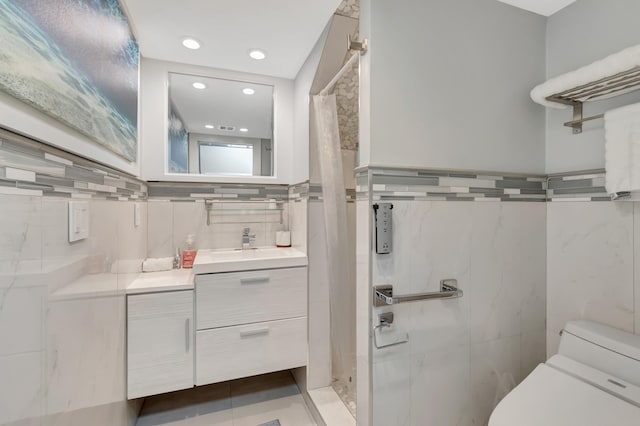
[68,201,89,242]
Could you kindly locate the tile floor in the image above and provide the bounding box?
[136,371,316,426]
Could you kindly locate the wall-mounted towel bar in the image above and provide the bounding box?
[531,44,640,135]
[373,279,463,307]
[544,65,640,134]
[203,199,284,226]
[562,110,604,132]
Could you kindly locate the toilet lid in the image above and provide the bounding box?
[489,363,640,426]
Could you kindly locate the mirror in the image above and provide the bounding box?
[167,72,274,176]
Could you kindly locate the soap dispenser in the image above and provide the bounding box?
[181,234,197,268]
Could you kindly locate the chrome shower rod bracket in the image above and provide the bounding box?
[348,34,368,54]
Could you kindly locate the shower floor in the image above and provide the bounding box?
[332,377,356,418]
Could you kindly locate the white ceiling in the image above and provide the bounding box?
[169,73,273,139]
[496,0,576,16]
[122,0,343,79]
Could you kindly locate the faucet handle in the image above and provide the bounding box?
[242,227,250,236]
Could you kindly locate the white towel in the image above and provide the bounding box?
[604,102,640,195]
[142,257,174,273]
[531,44,640,108]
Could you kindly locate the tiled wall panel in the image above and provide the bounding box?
[0,130,144,426]
[355,166,547,426]
[547,202,636,355]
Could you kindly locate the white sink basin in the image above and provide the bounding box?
[192,247,308,274]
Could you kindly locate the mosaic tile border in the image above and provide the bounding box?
[546,171,610,202]
[356,167,616,202]
[363,167,547,202]
[289,182,309,203]
[2,127,613,204]
[308,183,356,203]
[356,171,370,200]
[147,182,290,201]
[0,128,147,200]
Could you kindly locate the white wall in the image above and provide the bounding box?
[360,0,546,174]
[545,0,640,173]
[139,58,295,184]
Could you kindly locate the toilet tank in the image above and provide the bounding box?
[558,320,640,387]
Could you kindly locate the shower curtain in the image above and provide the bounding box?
[312,94,355,385]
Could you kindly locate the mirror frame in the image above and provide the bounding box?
[140,58,293,184]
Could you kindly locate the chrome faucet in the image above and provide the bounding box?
[242,227,256,250]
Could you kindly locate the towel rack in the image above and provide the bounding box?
[373,279,463,307]
[203,199,284,226]
[546,66,640,134]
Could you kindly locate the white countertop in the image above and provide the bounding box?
[193,247,308,274]
[126,268,194,294]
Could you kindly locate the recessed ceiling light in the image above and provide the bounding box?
[182,38,201,50]
[248,49,266,60]
[192,82,206,90]
[205,124,214,129]
[239,128,249,132]
[242,88,255,95]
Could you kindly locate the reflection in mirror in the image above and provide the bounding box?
[168,72,274,176]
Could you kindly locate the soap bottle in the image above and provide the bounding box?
[182,234,197,268]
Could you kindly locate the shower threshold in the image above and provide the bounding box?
[307,386,356,426]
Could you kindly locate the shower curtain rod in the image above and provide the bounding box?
[319,52,360,96]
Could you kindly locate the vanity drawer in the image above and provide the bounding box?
[195,316,307,385]
[196,267,307,329]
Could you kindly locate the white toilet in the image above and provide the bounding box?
[489,320,640,425]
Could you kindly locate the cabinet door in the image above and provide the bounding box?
[127,290,193,399]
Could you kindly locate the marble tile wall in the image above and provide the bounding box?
[369,201,546,426]
[546,201,639,356]
[355,166,547,426]
[146,182,299,255]
[146,199,289,256]
[0,129,145,426]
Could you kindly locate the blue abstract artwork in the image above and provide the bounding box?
[0,0,139,161]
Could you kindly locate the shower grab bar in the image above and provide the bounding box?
[373,279,463,307]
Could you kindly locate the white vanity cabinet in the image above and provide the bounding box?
[195,266,308,385]
[127,290,194,399]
